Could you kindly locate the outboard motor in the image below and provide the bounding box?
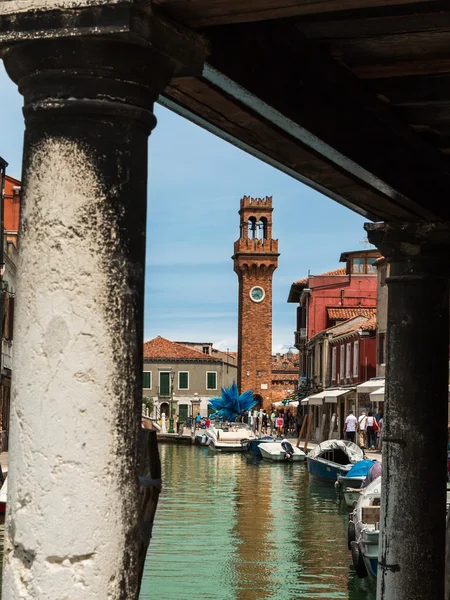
[281,440,294,460]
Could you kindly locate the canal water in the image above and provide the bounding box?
[140,444,376,600]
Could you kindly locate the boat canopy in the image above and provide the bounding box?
[308,439,364,464]
[346,459,375,478]
[356,378,385,394]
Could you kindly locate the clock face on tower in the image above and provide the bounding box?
[250,286,265,303]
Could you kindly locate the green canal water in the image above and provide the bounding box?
[140,444,376,600]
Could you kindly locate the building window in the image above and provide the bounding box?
[206,371,217,390]
[202,346,210,355]
[346,343,351,379]
[256,370,262,378]
[178,371,189,390]
[282,361,288,369]
[351,256,378,275]
[378,333,386,365]
[339,346,344,381]
[367,258,377,273]
[143,371,151,389]
[353,341,359,378]
[352,258,365,273]
[332,347,337,381]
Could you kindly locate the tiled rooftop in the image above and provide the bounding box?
[295,267,347,286]
[327,307,376,320]
[361,314,377,332]
[143,336,218,361]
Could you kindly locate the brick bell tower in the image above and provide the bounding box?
[233,196,279,409]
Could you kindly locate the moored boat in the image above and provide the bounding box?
[241,437,275,456]
[259,439,306,462]
[348,476,381,580]
[336,460,378,507]
[307,439,364,482]
[206,422,256,452]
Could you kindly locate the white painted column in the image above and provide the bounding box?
[0,30,206,598]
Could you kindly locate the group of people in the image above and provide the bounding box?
[238,408,301,437]
[343,408,384,450]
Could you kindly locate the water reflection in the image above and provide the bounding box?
[140,446,375,600]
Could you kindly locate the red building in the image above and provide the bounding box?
[287,250,380,440]
[3,175,21,247]
[288,249,379,377]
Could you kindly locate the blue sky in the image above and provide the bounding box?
[0,63,370,352]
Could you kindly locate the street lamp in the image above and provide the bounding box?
[168,369,176,434]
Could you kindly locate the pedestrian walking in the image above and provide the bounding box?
[261,409,268,434]
[283,410,291,436]
[376,415,383,451]
[343,410,358,442]
[195,412,201,430]
[365,411,378,450]
[276,413,284,437]
[357,411,367,448]
[270,409,276,434]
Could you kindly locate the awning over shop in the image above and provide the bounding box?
[356,378,385,394]
[370,386,385,402]
[323,388,354,403]
[302,391,326,406]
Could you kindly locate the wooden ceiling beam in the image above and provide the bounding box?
[194,20,450,220]
[354,58,450,79]
[368,73,450,105]
[152,0,435,28]
[298,9,450,39]
[161,78,415,222]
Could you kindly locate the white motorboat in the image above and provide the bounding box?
[258,439,306,462]
[206,422,256,452]
[348,476,381,580]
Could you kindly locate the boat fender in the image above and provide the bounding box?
[347,520,356,550]
[350,541,368,579]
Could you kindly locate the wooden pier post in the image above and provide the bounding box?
[303,413,313,453]
[296,415,307,448]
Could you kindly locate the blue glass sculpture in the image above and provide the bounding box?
[208,382,257,422]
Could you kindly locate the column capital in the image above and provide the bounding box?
[365,221,450,278]
[0,1,208,79]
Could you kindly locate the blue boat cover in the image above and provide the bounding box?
[345,460,375,478]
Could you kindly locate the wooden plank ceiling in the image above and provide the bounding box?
[153,0,450,221]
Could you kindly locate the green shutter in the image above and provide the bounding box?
[178,404,188,423]
[159,372,170,396]
[143,372,151,389]
[207,372,216,389]
[179,372,189,389]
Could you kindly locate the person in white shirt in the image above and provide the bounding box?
[358,411,367,448]
[343,410,358,442]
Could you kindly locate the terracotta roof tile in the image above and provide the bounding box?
[295,267,347,285]
[328,313,377,338]
[327,307,376,320]
[361,314,377,331]
[143,336,217,361]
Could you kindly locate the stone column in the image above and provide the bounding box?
[0,10,207,599]
[365,222,450,600]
